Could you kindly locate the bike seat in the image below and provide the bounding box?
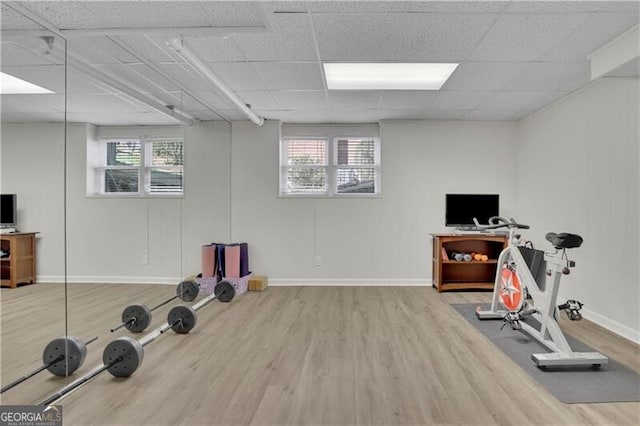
[545,232,583,249]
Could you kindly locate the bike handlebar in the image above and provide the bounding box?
[473,216,530,230]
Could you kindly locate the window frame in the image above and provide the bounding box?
[88,136,184,198]
[279,132,381,198]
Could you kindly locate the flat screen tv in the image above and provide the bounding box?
[1,194,17,228]
[445,193,499,227]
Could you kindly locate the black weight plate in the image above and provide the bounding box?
[122,303,152,333]
[214,281,235,303]
[103,336,144,378]
[176,280,199,302]
[43,336,87,377]
[167,305,197,334]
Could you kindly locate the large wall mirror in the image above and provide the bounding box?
[1,3,70,402]
[1,3,190,404]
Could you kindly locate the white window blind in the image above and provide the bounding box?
[279,129,380,197]
[281,138,329,194]
[335,138,378,194]
[88,136,183,197]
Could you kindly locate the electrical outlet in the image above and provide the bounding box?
[315,255,322,266]
[142,254,149,264]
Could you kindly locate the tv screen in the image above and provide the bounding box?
[446,193,499,227]
[1,194,17,227]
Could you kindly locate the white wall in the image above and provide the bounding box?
[1,119,517,284]
[0,123,67,276]
[1,121,232,283]
[231,120,518,283]
[516,77,640,342]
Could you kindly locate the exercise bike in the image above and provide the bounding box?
[474,217,608,368]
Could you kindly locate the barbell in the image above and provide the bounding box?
[39,281,236,405]
[110,280,199,333]
[1,336,98,394]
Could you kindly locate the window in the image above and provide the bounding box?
[280,134,380,196]
[88,136,183,197]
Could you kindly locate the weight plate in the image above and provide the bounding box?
[122,303,152,333]
[215,281,235,303]
[42,336,87,377]
[167,305,197,334]
[176,280,199,302]
[103,336,144,378]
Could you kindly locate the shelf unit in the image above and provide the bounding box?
[1,232,37,289]
[431,233,508,292]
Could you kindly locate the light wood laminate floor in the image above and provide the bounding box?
[1,284,639,425]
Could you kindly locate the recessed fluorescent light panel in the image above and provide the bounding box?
[323,63,458,90]
[0,72,54,94]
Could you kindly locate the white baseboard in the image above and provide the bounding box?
[38,275,179,285]
[270,278,431,286]
[557,297,640,344]
[580,306,640,345]
[38,276,431,287]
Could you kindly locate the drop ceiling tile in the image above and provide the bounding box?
[328,91,381,109]
[314,13,495,61]
[378,91,439,109]
[1,42,58,66]
[67,111,178,126]
[539,12,640,61]
[214,109,248,121]
[408,1,508,13]
[177,36,246,62]
[81,1,213,29]
[104,35,178,63]
[597,1,640,12]
[263,2,308,14]
[155,91,229,112]
[264,109,332,123]
[17,1,107,30]
[204,62,267,91]
[469,13,591,61]
[377,109,439,120]
[68,38,139,65]
[504,1,608,13]
[466,109,530,121]
[156,63,215,91]
[235,90,280,110]
[478,90,550,110]
[307,1,410,13]
[1,4,49,30]
[269,91,327,109]
[251,62,324,90]
[174,90,237,110]
[188,110,228,121]
[430,90,495,110]
[95,63,179,94]
[443,62,530,90]
[504,61,590,91]
[67,93,151,113]
[196,1,267,27]
[230,14,318,61]
[420,109,473,120]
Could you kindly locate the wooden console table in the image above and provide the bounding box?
[431,233,507,292]
[1,232,38,289]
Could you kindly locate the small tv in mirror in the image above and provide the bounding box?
[1,194,17,229]
[445,193,499,227]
